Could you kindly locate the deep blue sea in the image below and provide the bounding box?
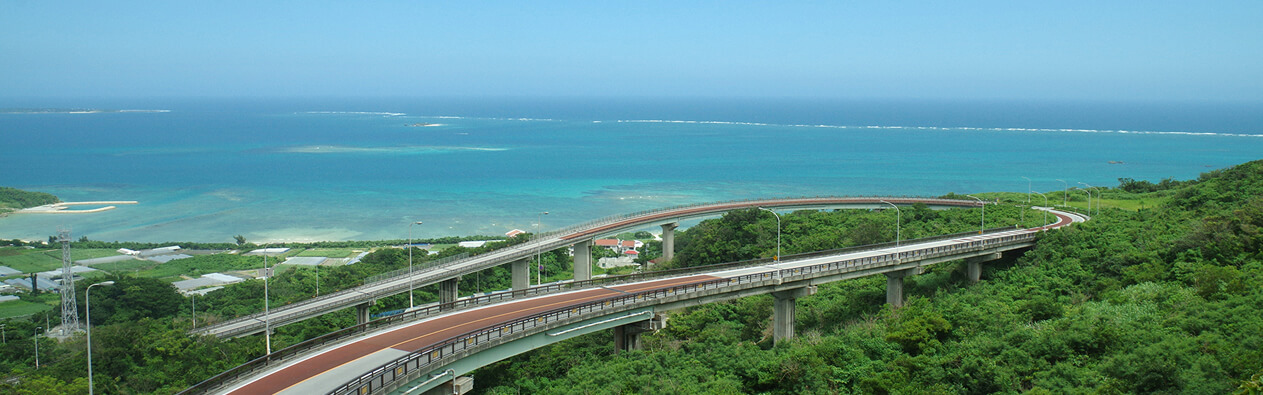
[1,97,1261,242]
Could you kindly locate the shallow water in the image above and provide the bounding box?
[1,98,1259,242]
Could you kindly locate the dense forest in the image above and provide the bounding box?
[1,159,1261,393]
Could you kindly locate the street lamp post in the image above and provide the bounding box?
[191,293,196,330]
[535,211,549,285]
[34,327,40,369]
[1056,179,1069,206]
[1032,192,1049,227]
[408,221,423,308]
[1076,186,1096,215]
[1080,183,1102,216]
[1021,176,1031,204]
[965,195,985,234]
[1077,183,1094,215]
[86,281,115,395]
[757,207,782,261]
[263,248,271,355]
[879,200,901,255]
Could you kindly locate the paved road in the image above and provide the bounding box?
[198,197,986,338]
[221,276,720,394]
[216,208,1081,395]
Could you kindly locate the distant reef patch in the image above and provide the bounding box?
[1,108,169,114]
[279,145,506,154]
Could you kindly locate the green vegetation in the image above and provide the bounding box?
[0,300,53,320]
[0,187,59,215]
[476,160,1263,394]
[134,254,263,280]
[0,248,118,274]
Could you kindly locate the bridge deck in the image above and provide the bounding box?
[223,275,720,395]
[197,197,983,338]
[214,210,1083,395]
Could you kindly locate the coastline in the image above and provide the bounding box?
[16,201,138,214]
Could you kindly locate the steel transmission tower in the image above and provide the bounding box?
[58,228,81,335]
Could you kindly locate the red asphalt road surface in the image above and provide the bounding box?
[230,275,721,394]
[228,206,1074,394]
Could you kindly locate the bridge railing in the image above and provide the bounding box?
[364,252,473,284]
[327,228,1037,395]
[200,252,470,337]
[543,195,983,241]
[199,196,985,336]
[176,223,1026,395]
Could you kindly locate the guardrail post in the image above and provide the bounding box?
[511,258,530,291]
[660,222,679,262]
[573,239,593,281]
[965,252,1003,284]
[771,286,816,345]
[439,277,460,308]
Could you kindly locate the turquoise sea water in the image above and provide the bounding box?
[1,98,1260,242]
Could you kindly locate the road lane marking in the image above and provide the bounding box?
[262,276,715,394]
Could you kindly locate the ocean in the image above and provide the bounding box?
[1,97,1260,243]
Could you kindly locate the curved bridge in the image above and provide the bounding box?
[185,199,1084,395]
[195,197,986,339]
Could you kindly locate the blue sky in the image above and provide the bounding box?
[2,1,1260,101]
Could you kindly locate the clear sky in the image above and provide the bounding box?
[2,1,1261,101]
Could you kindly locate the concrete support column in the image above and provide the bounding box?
[660,222,679,262]
[965,252,1002,284]
[573,239,593,281]
[422,376,473,395]
[439,277,459,307]
[771,286,817,345]
[355,301,372,325]
[614,320,651,354]
[511,258,530,291]
[886,271,906,308]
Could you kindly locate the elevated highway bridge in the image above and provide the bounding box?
[182,197,1084,395]
[195,197,990,339]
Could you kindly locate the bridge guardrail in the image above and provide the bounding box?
[327,228,1039,395]
[182,197,1010,393]
[177,224,1026,395]
[200,196,987,337]
[203,252,470,337]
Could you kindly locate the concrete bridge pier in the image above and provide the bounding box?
[772,286,817,344]
[966,253,1003,283]
[885,268,920,308]
[440,277,460,307]
[614,320,652,353]
[660,222,679,262]
[355,301,373,325]
[421,376,473,395]
[511,258,530,291]
[573,239,593,281]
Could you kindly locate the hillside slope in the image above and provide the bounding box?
[477,160,1263,394]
